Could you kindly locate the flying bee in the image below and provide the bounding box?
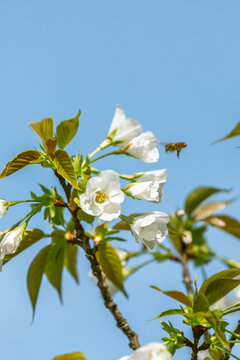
[162,142,187,158]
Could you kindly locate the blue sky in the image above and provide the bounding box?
[1,0,240,359]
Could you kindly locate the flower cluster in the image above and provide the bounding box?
[80,105,169,250]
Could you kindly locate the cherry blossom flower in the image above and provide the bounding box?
[119,343,172,360]
[126,131,159,163]
[108,105,143,146]
[130,211,169,250]
[79,170,124,221]
[0,227,23,270]
[125,169,167,203]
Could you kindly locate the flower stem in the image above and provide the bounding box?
[88,139,112,159]
[90,149,123,164]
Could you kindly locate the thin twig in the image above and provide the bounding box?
[181,251,194,297]
[55,171,140,350]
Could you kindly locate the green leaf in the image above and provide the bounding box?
[154,308,185,320]
[205,278,240,306]
[206,215,240,239]
[56,110,81,149]
[54,149,78,188]
[52,352,87,360]
[199,269,240,294]
[193,293,209,313]
[44,237,66,301]
[0,150,42,179]
[29,117,54,142]
[64,244,79,283]
[193,200,233,220]
[96,242,127,296]
[27,245,51,314]
[212,121,240,144]
[3,228,45,265]
[184,187,230,215]
[150,286,192,307]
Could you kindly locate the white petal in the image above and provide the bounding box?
[100,170,121,192]
[109,190,125,203]
[79,193,102,216]
[138,169,167,182]
[108,105,142,146]
[118,343,172,360]
[127,131,159,163]
[100,202,121,221]
[108,105,126,134]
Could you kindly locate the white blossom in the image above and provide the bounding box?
[119,343,172,360]
[126,131,159,163]
[0,228,22,269]
[79,170,124,222]
[126,169,167,203]
[130,212,169,250]
[108,105,143,146]
[0,199,8,219]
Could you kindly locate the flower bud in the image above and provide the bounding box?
[181,230,192,245]
[0,199,8,219]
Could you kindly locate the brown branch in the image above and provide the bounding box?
[181,251,194,296]
[55,172,140,351]
[221,320,240,360]
[190,326,206,360]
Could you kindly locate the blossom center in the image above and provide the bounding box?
[95,190,109,204]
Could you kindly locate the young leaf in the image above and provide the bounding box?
[199,268,240,294]
[154,308,185,320]
[205,278,240,306]
[193,200,232,220]
[54,149,78,188]
[29,117,54,142]
[56,110,81,149]
[64,244,79,283]
[52,352,87,360]
[45,137,57,154]
[193,293,209,313]
[44,238,66,302]
[0,150,42,179]
[150,286,192,307]
[96,242,127,297]
[206,215,240,239]
[184,187,230,215]
[3,228,45,265]
[27,245,51,314]
[212,121,240,144]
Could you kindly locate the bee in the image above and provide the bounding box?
[163,142,187,158]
